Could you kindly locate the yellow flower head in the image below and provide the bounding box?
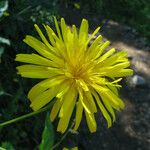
[15,17,133,133]
[63,147,78,150]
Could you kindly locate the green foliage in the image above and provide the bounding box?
[0,142,15,150]
[39,112,54,150]
[68,0,150,39]
[0,0,8,18]
[0,0,59,149]
[0,47,4,59]
[0,37,10,46]
[0,0,10,61]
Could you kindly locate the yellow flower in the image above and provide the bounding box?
[63,147,78,150]
[15,17,133,133]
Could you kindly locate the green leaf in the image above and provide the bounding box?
[0,47,4,58]
[39,112,54,150]
[0,0,8,18]
[0,37,10,45]
[0,85,12,97]
[0,142,15,150]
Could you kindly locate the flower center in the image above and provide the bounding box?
[64,61,92,82]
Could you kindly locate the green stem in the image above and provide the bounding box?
[52,122,75,150]
[0,102,53,127]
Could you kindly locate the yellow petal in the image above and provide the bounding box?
[100,89,120,109]
[111,61,131,70]
[34,24,56,52]
[77,88,92,114]
[71,147,78,150]
[72,25,78,43]
[95,41,110,59]
[97,51,128,67]
[92,89,112,127]
[16,65,63,78]
[92,83,122,109]
[30,86,58,111]
[84,91,97,113]
[107,84,119,96]
[50,98,63,121]
[86,27,100,44]
[71,25,79,60]
[76,79,89,91]
[97,84,124,110]
[85,111,97,133]
[28,77,65,100]
[73,100,83,131]
[53,16,62,40]
[59,87,77,118]
[106,89,125,109]
[88,35,103,52]
[108,69,133,77]
[79,19,88,43]
[86,35,102,59]
[91,77,122,88]
[60,18,68,43]
[65,28,74,58]
[98,62,131,77]
[62,148,68,150]
[15,53,57,67]
[57,88,77,133]
[44,25,56,47]
[56,82,70,99]
[97,48,116,63]
[100,92,116,122]
[23,35,63,65]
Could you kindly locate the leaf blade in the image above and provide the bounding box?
[39,112,54,150]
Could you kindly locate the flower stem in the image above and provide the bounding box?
[0,102,53,127]
[51,121,75,150]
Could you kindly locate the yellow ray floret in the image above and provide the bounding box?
[63,147,78,150]
[15,17,133,133]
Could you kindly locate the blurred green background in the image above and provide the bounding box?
[0,0,150,149]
